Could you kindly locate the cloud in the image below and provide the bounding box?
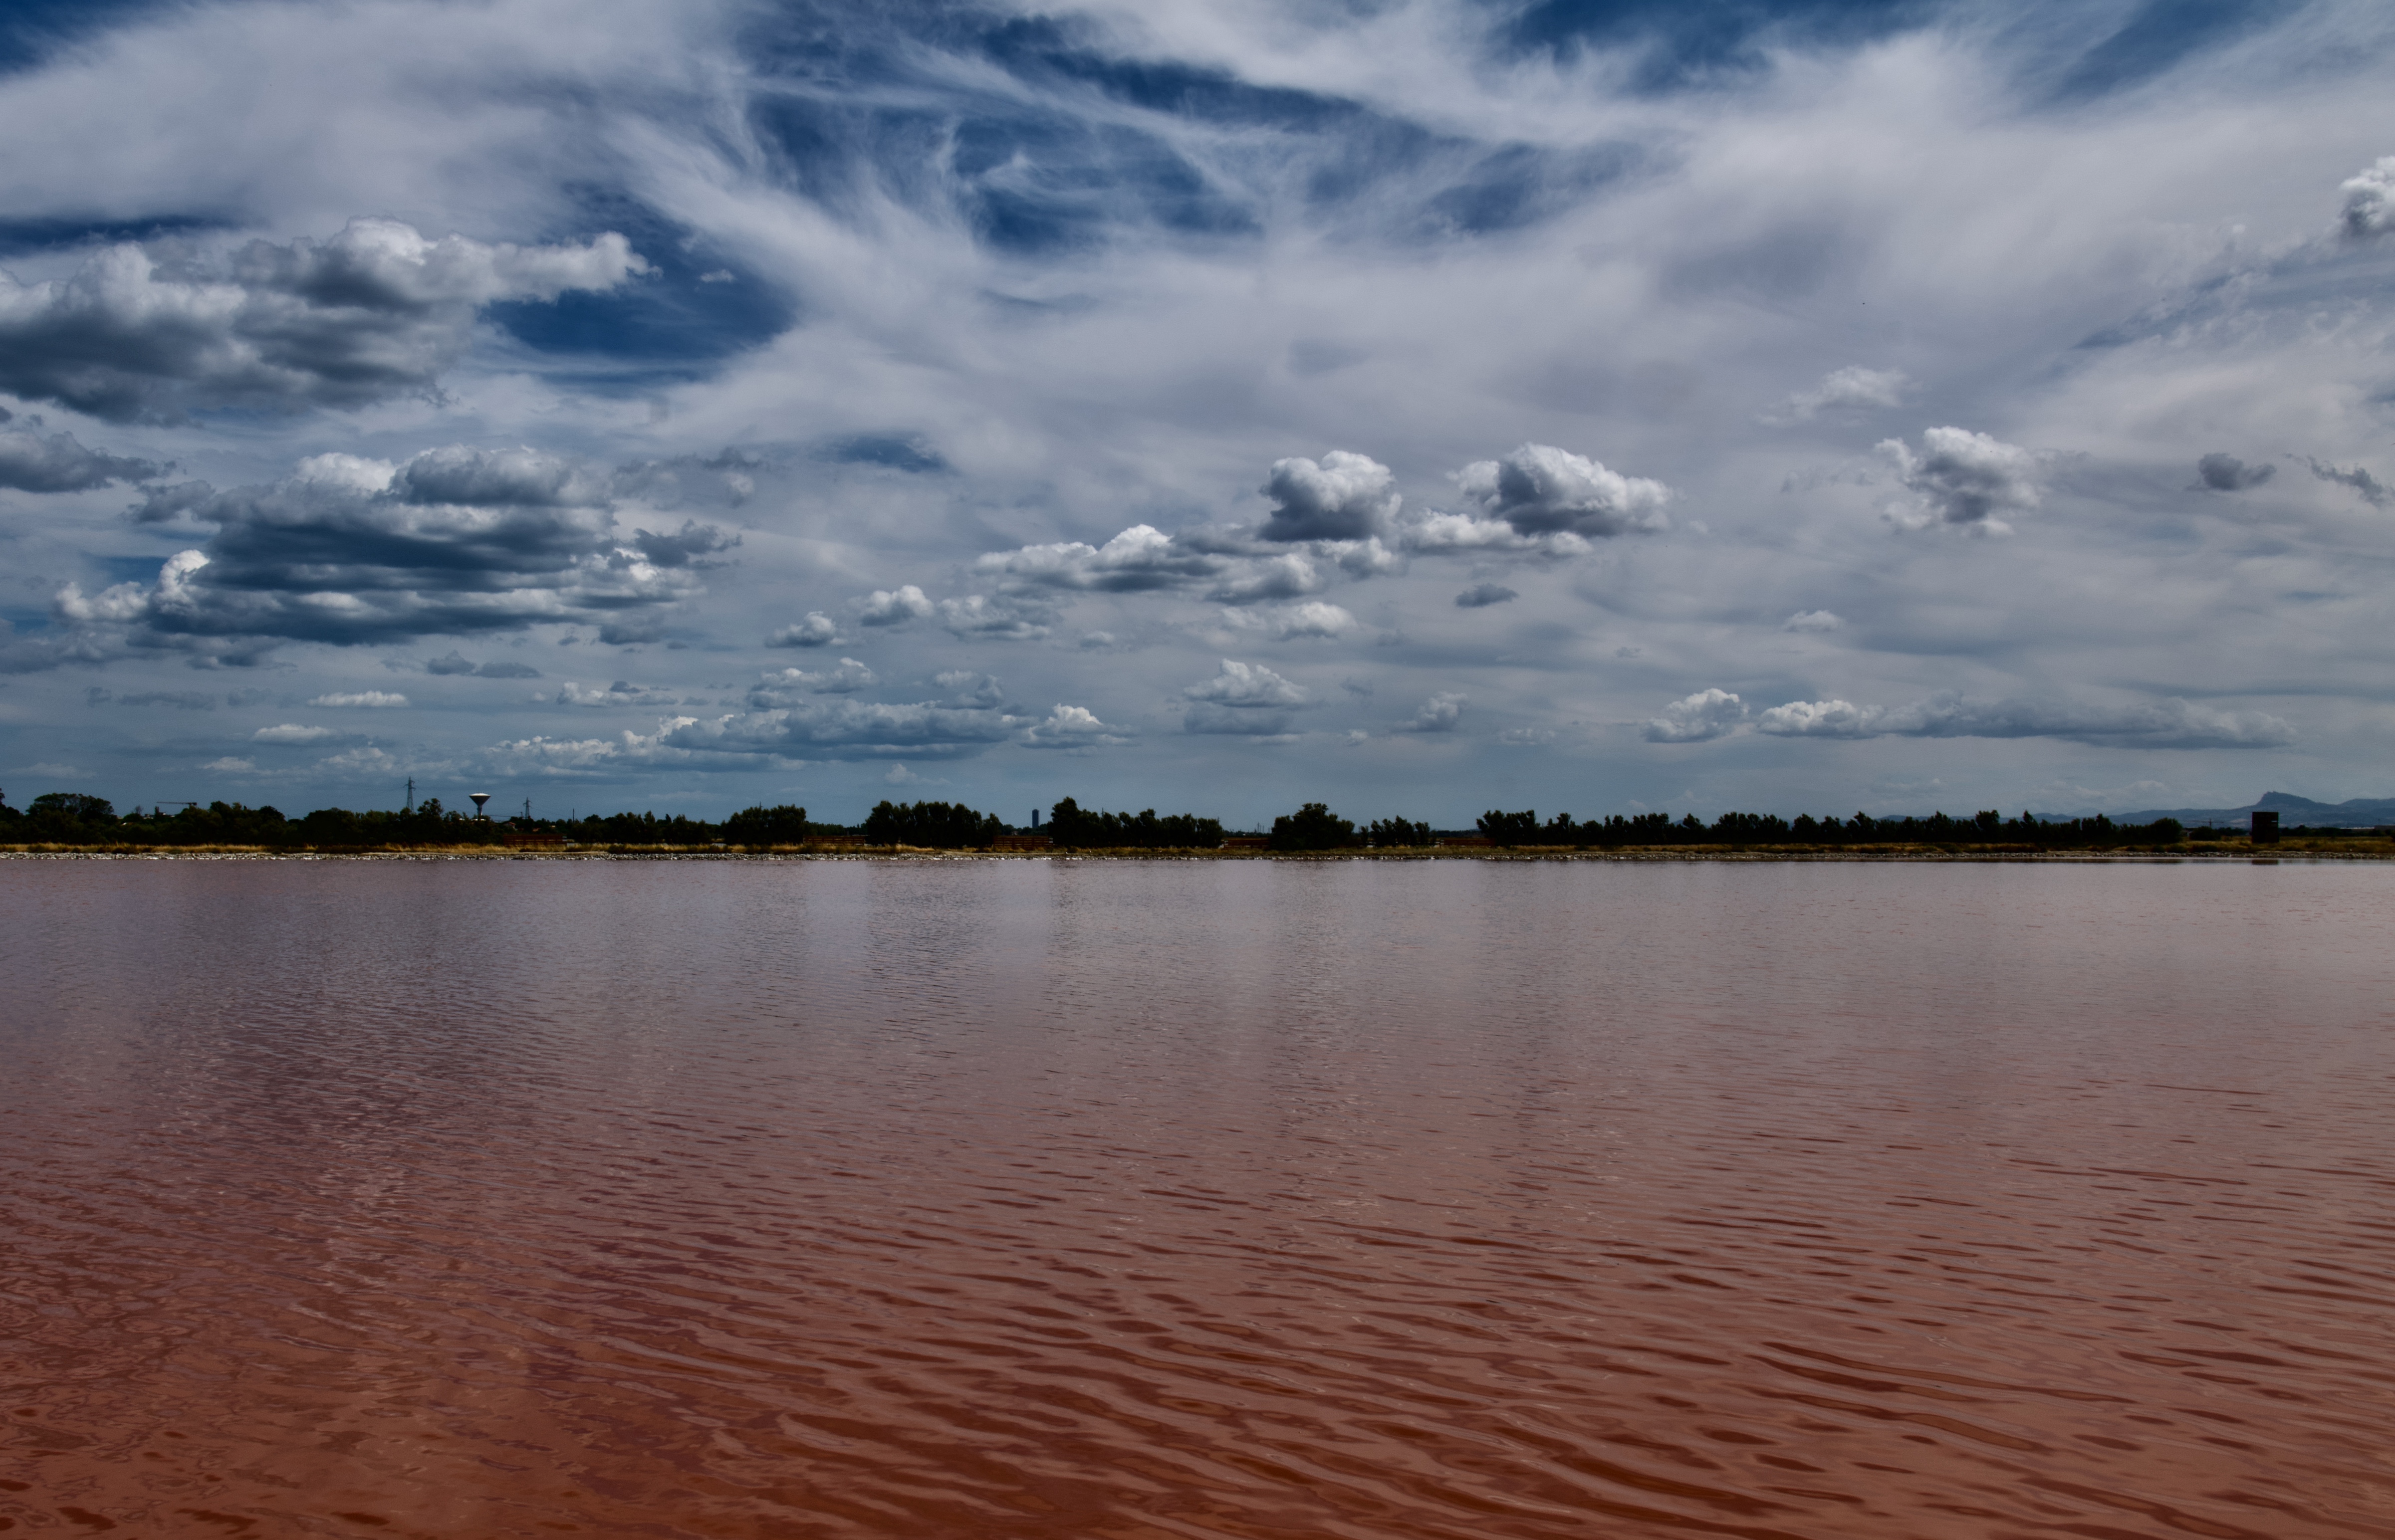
[1644,688,1748,743]
[2195,453,2275,491]
[0,429,163,492]
[1205,552,1325,604]
[1020,703,1131,749]
[554,680,681,707]
[310,690,406,707]
[1260,451,1400,542]
[2340,155,2395,238]
[1783,609,1844,632]
[199,757,257,773]
[1768,366,1910,423]
[765,612,840,648]
[657,697,1018,761]
[90,687,213,709]
[1754,695,2292,748]
[0,219,647,421]
[1223,600,1357,640]
[1455,443,1671,538]
[977,524,1220,592]
[47,445,722,653]
[1398,692,1466,732]
[856,584,934,627]
[2307,458,2392,509]
[425,650,540,677]
[746,659,876,703]
[939,593,1051,640]
[1184,659,1307,709]
[1455,583,1518,608]
[1878,428,2043,531]
[253,723,344,743]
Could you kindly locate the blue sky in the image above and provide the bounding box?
[0,0,2390,825]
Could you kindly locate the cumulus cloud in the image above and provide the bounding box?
[1019,704,1131,749]
[939,593,1050,640]
[0,219,647,421]
[1784,610,1844,632]
[1223,600,1357,640]
[253,723,345,743]
[311,690,406,707]
[0,429,163,492]
[1399,692,1466,732]
[765,612,840,648]
[1878,428,2043,532]
[1206,552,1325,604]
[1768,366,1910,423]
[977,524,1221,592]
[746,659,876,704]
[1454,443,1671,538]
[1754,695,2292,748]
[2307,458,2392,509]
[1644,688,1748,743]
[1183,658,1306,734]
[1455,582,1517,608]
[1260,451,1399,542]
[2340,155,2395,238]
[46,445,722,654]
[200,757,257,773]
[2195,453,2275,491]
[856,584,934,627]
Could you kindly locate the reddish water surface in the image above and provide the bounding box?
[3,857,2392,1539]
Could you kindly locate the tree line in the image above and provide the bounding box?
[0,788,2310,855]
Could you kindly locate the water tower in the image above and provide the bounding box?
[470,792,492,819]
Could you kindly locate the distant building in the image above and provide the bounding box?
[2251,810,2280,844]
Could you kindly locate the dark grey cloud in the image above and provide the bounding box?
[0,220,646,421]
[87,686,213,709]
[1454,582,1517,608]
[745,658,876,705]
[659,698,1018,760]
[1260,451,1399,541]
[2195,452,2274,491]
[425,650,540,677]
[0,428,162,492]
[49,445,723,650]
[2341,156,2394,238]
[2308,457,2391,508]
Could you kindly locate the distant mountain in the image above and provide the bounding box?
[2035,791,2395,827]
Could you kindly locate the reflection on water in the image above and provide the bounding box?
[2,859,2391,1538]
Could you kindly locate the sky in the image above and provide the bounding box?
[0,0,2391,828]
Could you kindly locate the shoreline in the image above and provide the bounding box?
[4,844,2387,863]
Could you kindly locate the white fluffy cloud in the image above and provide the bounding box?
[1783,610,1845,632]
[310,690,407,708]
[1399,692,1466,733]
[746,659,876,703]
[0,220,645,421]
[1644,688,1749,743]
[765,612,841,649]
[1878,428,2043,532]
[1183,658,1308,735]
[1020,704,1131,749]
[1260,451,1400,542]
[1454,443,1671,538]
[855,585,935,627]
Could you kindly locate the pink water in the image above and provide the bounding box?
[3,858,2391,1538]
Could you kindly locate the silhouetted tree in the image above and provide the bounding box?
[723,804,809,847]
[863,800,1003,849]
[1269,803,1354,851]
[1477,809,1538,846]
[1046,797,1223,849]
[1365,816,1432,847]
